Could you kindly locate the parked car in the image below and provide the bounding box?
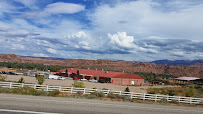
[98,79,105,83]
[7,72,15,75]
[80,78,87,81]
[1,71,6,74]
[58,77,66,80]
[89,79,98,83]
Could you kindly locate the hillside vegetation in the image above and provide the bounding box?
[0,54,203,78]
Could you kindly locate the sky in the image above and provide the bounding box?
[0,0,203,62]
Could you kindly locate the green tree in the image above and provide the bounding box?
[124,87,130,92]
[18,77,25,83]
[36,75,45,85]
[0,75,7,81]
[73,81,85,88]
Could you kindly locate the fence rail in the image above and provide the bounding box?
[0,81,202,104]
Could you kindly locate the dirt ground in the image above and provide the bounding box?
[3,74,178,93]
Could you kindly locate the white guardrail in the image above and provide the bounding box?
[0,81,202,104]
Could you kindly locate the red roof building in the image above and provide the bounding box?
[56,68,144,86]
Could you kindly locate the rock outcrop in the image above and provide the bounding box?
[0,54,202,78]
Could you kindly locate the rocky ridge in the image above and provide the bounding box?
[0,54,202,78]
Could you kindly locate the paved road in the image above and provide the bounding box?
[0,94,202,114]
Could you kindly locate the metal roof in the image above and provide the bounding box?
[175,77,200,81]
[56,68,144,79]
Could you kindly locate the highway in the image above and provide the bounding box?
[0,94,202,114]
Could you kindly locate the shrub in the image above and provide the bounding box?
[102,88,108,90]
[3,86,48,96]
[168,90,176,96]
[185,88,195,97]
[147,88,159,94]
[170,99,179,104]
[0,87,12,93]
[0,75,7,81]
[36,75,45,85]
[73,81,85,88]
[84,94,98,99]
[121,96,132,102]
[124,87,130,92]
[107,92,122,99]
[18,77,25,83]
[91,91,105,97]
[158,98,168,105]
[77,91,83,95]
[48,90,60,97]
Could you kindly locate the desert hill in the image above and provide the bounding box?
[0,54,202,78]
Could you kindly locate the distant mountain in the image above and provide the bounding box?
[20,56,66,60]
[0,54,203,78]
[152,59,203,66]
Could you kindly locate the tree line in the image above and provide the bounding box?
[0,62,69,72]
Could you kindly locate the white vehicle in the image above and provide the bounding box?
[89,79,98,83]
[48,75,59,80]
[80,78,87,81]
[58,77,66,80]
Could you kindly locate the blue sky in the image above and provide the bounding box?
[0,0,203,62]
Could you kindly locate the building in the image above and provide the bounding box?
[56,68,144,86]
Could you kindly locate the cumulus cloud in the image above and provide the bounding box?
[90,0,203,41]
[47,48,57,54]
[107,32,158,54]
[108,32,135,49]
[0,0,203,61]
[66,31,92,50]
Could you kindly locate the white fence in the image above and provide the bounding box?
[0,81,202,104]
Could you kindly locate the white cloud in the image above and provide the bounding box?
[33,53,48,57]
[0,0,203,61]
[0,1,18,16]
[66,31,92,50]
[45,2,85,14]
[108,32,135,49]
[11,44,25,50]
[107,32,158,54]
[68,31,88,39]
[22,2,85,18]
[15,0,38,9]
[90,0,203,41]
[47,48,57,54]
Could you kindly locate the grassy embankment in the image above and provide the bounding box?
[147,86,203,98]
